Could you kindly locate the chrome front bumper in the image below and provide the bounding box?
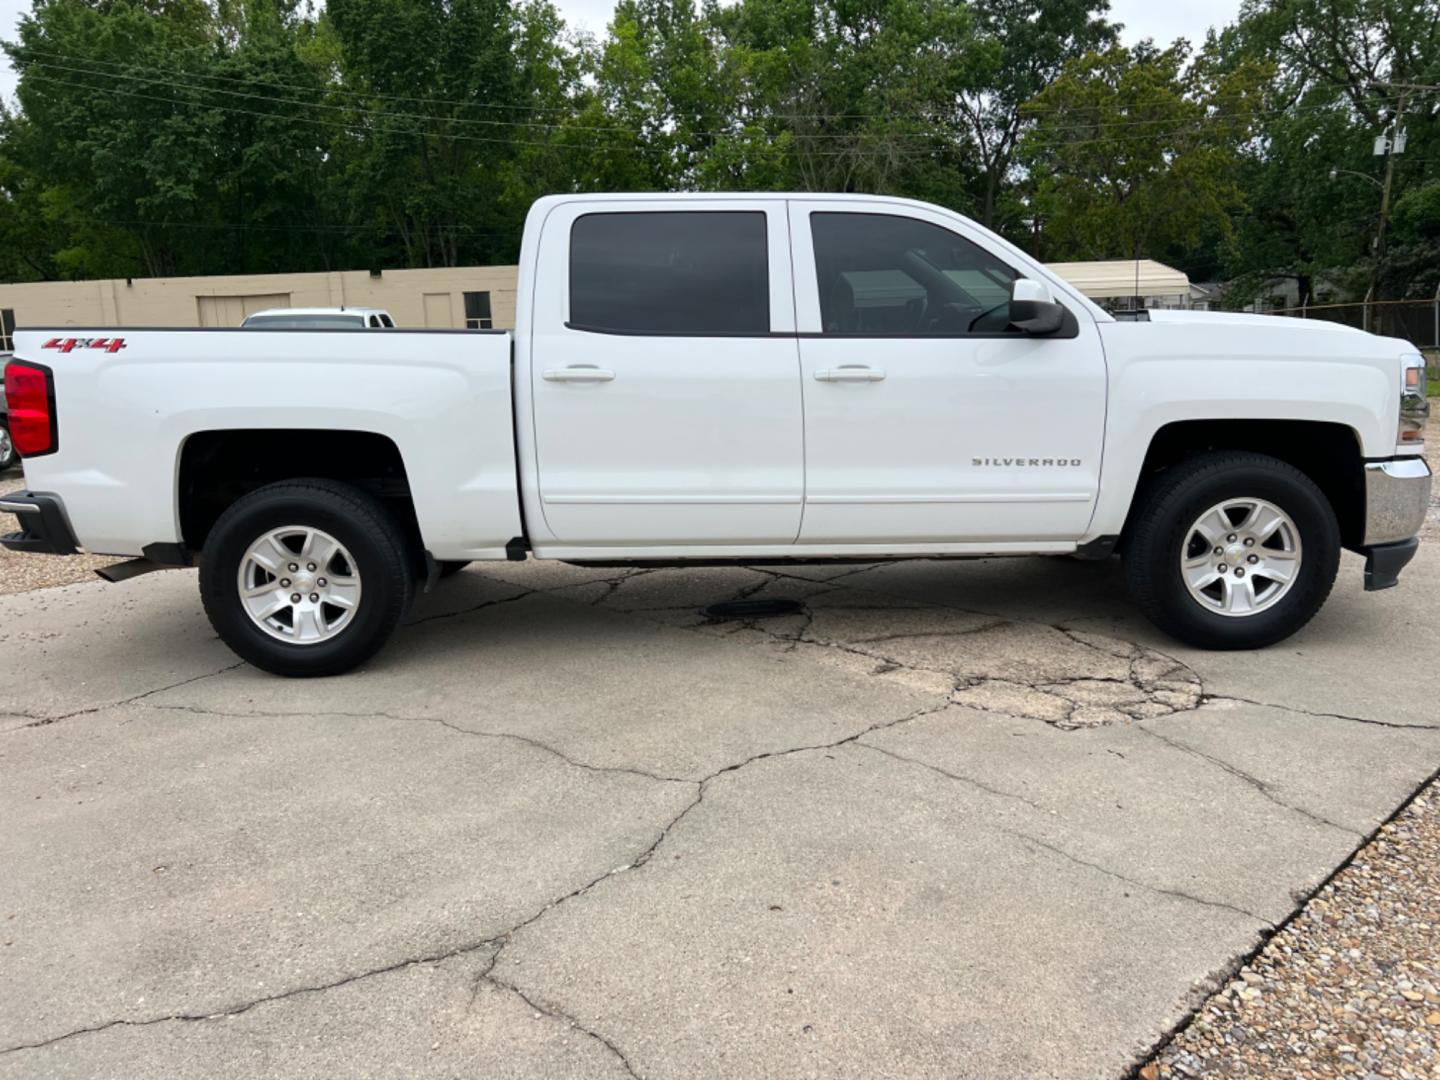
[1363,458,1432,547]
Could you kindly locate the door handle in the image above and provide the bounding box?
[814,365,886,383]
[543,365,616,383]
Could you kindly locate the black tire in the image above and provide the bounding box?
[199,479,415,677]
[0,420,18,471]
[1123,451,1340,650]
[437,560,471,578]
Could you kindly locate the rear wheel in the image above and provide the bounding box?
[200,479,415,676]
[1124,452,1340,650]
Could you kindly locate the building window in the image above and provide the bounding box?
[1,309,14,352]
[464,291,493,330]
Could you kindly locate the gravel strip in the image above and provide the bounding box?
[1147,781,1440,1079]
[0,471,121,595]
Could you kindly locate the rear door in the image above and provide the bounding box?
[528,200,803,546]
[788,201,1108,544]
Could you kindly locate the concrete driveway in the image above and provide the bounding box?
[2,546,1438,1078]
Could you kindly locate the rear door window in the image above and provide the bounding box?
[569,211,770,335]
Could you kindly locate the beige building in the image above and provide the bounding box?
[0,265,521,350]
[0,258,1196,352]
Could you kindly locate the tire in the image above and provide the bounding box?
[1123,451,1340,650]
[0,420,18,471]
[199,479,415,677]
[437,560,471,578]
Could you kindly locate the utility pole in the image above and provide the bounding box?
[1368,86,1410,333]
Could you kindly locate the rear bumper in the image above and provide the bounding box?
[0,492,80,556]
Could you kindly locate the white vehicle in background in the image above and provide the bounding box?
[1,192,1431,677]
[0,351,17,471]
[241,307,395,329]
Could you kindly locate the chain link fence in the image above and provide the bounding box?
[1263,299,1440,352]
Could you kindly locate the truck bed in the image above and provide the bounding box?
[10,328,523,561]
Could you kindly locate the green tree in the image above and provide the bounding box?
[952,0,1115,234]
[324,0,534,267]
[1019,43,1261,267]
[1218,0,1440,305]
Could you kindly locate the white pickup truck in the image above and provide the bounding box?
[2,194,1431,676]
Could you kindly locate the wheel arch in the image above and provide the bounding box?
[1119,419,1365,551]
[176,429,421,559]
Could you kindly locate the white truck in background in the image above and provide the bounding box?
[240,307,396,329]
[2,193,1431,676]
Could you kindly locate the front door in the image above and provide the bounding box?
[529,200,803,546]
[788,202,1108,545]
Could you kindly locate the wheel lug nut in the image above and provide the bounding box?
[1235,567,1245,577]
[1247,554,1258,564]
[1244,537,1255,547]
[280,578,291,588]
[290,593,302,603]
[307,563,317,572]
[317,578,327,587]
[1218,564,1227,573]
[1227,534,1237,542]
[288,563,298,572]
[1213,546,1224,555]
[309,593,320,602]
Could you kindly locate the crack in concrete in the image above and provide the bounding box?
[1134,725,1362,837]
[1200,693,1440,732]
[403,589,534,627]
[0,941,504,1056]
[482,974,642,1079]
[1007,830,1276,928]
[142,702,696,786]
[854,741,1048,811]
[4,661,247,732]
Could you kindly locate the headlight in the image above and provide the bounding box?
[1400,353,1429,449]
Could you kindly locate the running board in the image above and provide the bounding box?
[95,558,174,583]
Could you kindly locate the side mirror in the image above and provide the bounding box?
[1009,278,1065,335]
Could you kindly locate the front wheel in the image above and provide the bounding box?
[199,479,415,676]
[1124,452,1340,650]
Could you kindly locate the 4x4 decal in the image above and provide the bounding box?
[42,337,127,354]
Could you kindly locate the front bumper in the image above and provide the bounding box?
[0,492,80,555]
[1359,458,1431,591]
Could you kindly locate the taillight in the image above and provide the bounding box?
[4,360,58,457]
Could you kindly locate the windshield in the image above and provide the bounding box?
[242,314,366,329]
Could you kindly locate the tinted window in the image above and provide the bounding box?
[242,314,366,329]
[570,212,769,335]
[811,213,1019,336]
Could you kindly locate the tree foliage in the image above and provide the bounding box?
[0,0,1438,307]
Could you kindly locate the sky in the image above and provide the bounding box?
[0,0,1243,102]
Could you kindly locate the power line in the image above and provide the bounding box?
[18,46,1422,133]
[24,72,932,158]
